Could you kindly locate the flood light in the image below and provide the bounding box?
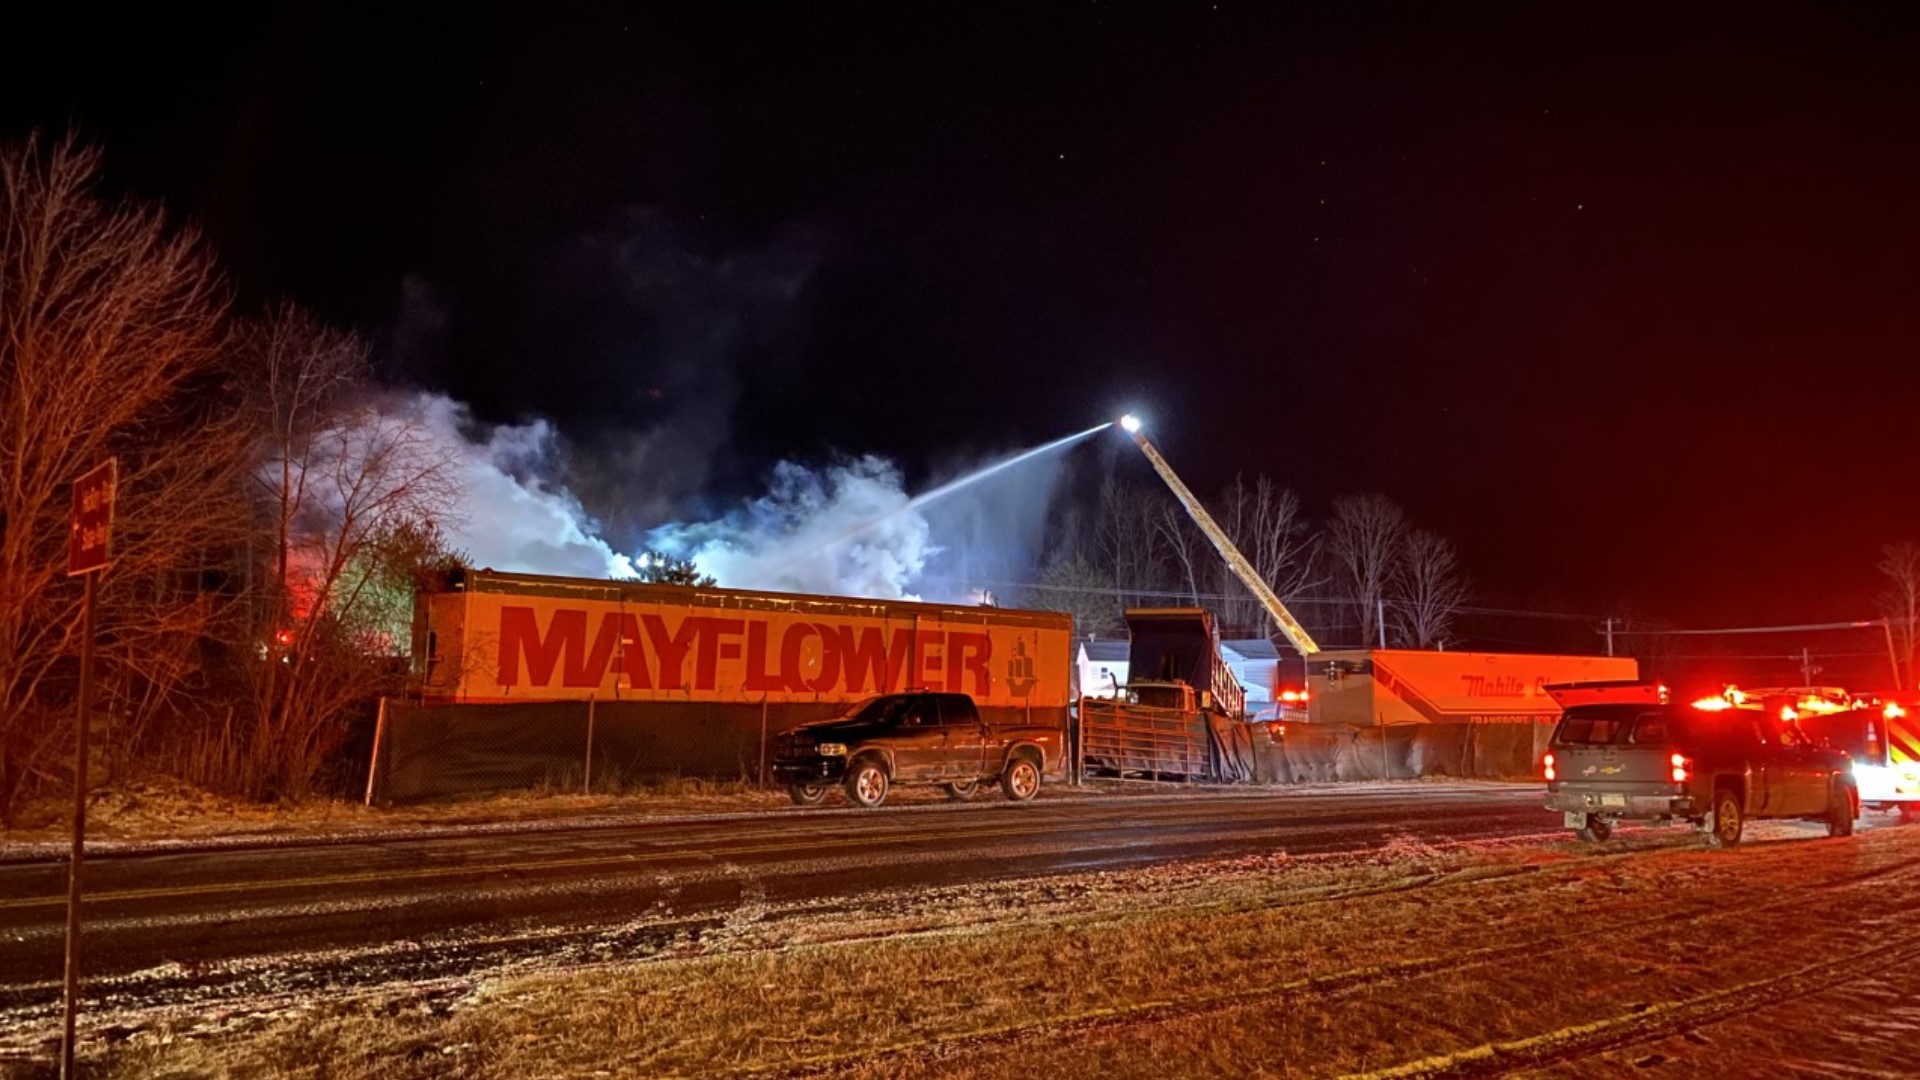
[1119,414,1141,433]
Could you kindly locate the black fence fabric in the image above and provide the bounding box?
[1257,722,1551,783]
[369,699,1071,804]
[370,699,834,803]
[366,699,1544,803]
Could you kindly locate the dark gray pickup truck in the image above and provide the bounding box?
[771,691,1062,809]
[1543,702,1857,847]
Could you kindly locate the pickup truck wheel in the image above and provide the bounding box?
[1826,779,1858,838]
[1708,786,1744,848]
[844,758,890,809]
[1574,814,1612,843]
[1001,756,1041,802]
[787,782,828,806]
[942,779,978,801]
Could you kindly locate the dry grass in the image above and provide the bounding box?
[0,772,1454,850]
[66,823,1920,1080]
[0,771,784,848]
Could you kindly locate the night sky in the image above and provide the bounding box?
[7,4,1919,626]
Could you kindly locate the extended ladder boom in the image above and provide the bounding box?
[1125,422,1321,657]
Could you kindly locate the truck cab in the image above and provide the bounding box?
[1125,680,1209,712]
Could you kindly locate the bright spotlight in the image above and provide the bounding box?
[1119,414,1141,433]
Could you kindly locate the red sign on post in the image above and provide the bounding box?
[67,459,117,576]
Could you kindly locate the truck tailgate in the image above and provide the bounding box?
[1554,745,1679,811]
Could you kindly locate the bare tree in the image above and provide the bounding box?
[238,309,465,798]
[1391,529,1469,649]
[0,135,252,823]
[1095,476,1169,611]
[1023,547,1120,637]
[1879,541,1920,689]
[1013,505,1120,636]
[1152,500,1208,604]
[1326,493,1408,649]
[1212,473,1316,637]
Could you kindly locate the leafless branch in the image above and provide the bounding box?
[0,134,248,821]
[1325,493,1408,648]
[1879,541,1920,689]
[1391,529,1469,649]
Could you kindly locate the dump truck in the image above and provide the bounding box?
[1078,607,1257,782]
[380,570,1072,801]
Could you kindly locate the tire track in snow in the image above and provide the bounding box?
[766,847,1920,1078]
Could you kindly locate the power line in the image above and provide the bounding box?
[1613,620,1884,636]
[978,580,1894,637]
[976,580,1609,621]
[1663,652,1888,661]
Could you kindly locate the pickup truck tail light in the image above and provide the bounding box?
[1543,752,1556,781]
[1670,752,1691,784]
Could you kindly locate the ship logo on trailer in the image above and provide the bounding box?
[1006,639,1038,697]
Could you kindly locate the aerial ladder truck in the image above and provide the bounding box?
[1077,416,1321,783]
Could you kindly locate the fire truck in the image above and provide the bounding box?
[1793,692,1920,824]
[1696,686,1919,824]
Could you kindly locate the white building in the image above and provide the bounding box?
[1074,639,1131,699]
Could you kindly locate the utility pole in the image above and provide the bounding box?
[1799,646,1818,687]
[1376,599,1387,649]
[1604,617,1615,657]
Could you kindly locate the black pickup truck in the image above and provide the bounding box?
[771,691,1062,809]
[1543,702,1857,847]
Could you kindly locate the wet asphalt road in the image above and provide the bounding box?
[0,783,1550,1017]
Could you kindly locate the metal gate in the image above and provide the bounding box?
[1078,697,1242,782]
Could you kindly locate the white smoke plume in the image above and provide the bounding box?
[356,392,1080,604]
[381,392,637,579]
[645,440,1084,602]
[646,457,937,599]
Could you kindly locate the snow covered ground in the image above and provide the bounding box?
[4,804,1914,1078]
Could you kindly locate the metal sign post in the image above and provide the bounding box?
[62,458,116,1080]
